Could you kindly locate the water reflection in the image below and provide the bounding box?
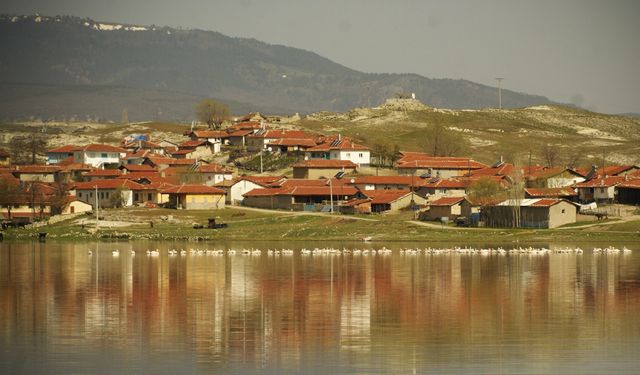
[0,242,639,374]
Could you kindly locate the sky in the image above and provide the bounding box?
[2,0,639,114]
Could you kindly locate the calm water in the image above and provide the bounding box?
[1,241,639,375]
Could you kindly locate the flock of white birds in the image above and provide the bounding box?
[90,246,632,257]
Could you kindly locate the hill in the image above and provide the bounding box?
[0,14,555,121]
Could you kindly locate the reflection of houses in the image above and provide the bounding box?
[304,135,370,166]
[292,159,357,179]
[483,198,578,228]
[161,184,226,210]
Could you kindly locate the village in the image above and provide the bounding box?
[1,109,640,233]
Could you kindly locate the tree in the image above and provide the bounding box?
[467,177,506,208]
[541,143,559,167]
[10,130,48,164]
[49,182,71,215]
[109,186,127,208]
[424,123,465,157]
[0,179,22,220]
[195,99,229,129]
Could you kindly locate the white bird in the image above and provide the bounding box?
[112,249,119,256]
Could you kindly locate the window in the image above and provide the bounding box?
[134,193,139,201]
[562,209,565,213]
[359,153,363,158]
[346,153,351,157]
[89,192,93,198]
[78,192,82,198]
[101,153,108,158]
[600,188,606,193]
[148,194,152,201]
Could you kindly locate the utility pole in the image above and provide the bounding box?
[329,179,333,214]
[495,78,504,110]
[95,185,99,229]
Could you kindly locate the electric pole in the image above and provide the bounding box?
[495,78,504,109]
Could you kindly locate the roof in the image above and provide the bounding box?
[73,179,144,190]
[292,159,358,169]
[574,176,628,188]
[82,169,122,177]
[146,157,196,166]
[193,163,232,174]
[267,138,318,148]
[12,165,62,174]
[170,149,194,156]
[189,130,228,139]
[47,145,78,153]
[179,140,209,148]
[342,198,372,207]
[227,129,253,137]
[596,165,639,177]
[470,163,515,177]
[120,164,156,172]
[421,178,469,189]
[248,129,314,140]
[617,178,640,190]
[430,196,465,206]
[362,190,413,204]
[236,175,287,187]
[117,172,162,181]
[228,121,262,131]
[77,144,126,153]
[161,184,226,195]
[397,151,433,163]
[353,175,419,186]
[305,137,369,152]
[496,198,579,208]
[524,166,585,179]
[397,157,487,170]
[525,187,577,197]
[243,185,358,198]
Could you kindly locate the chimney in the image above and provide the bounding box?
[338,133,342,141]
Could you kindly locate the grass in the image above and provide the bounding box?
[4,207,640,243]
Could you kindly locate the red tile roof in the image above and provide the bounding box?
[397,157,487,170]
[120,164,156,172]
[194,164,232,174]
[292,159,358,169]
[397,151,433,163]
[530,198,567,207]
[525,187,577,197]
[73,179,144,190]
[170,149,194,156]
[82,169,122,177]
[363,190,413,204]
[574,176,628,188]
[161,184,226,195]
[617,178,640,189]
[190,130,228,139]
[306,137,369,152]
[179,140,209,148]
[470,163,515,177]
[12,165,62,174]
[248,130,314,139]
[430,196,465,206]
[77,144,126,153]
[236,175,287,187]
[117,172,162,181]
[267,138,318,148]
[146,157,196,166]
[47,145,78,153]
[243,185,358,197]
[353,175,417,186]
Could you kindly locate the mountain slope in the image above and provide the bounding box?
[0,14,555,120]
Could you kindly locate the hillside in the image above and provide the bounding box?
[0,14,555,121]
[295,99,640,166]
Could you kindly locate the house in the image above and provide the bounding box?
[46,145,77,165]
[181,163,233,186]
[524,166,586,188]
[246,129,315,152]
[525,187,578,200]
[422,197,466,221]
[354,190,427,213]
[616,178,640,205]
[73,144,126,168]
[143,156,197,171]
[292,159,358,179]
[0,191,92,222]
[579,165,640,179]
[12,165,62,183]
[573,176,627,203]
[161,184,226,210]
[349,175,422,191]
[267,138,318,154]
[483,198,578,229]
[73,179,144,208]
[416,178,469,201]
[303,135,370,166]
[121,138,167,155]
[171,140,220,159]
[227,175,286,205]
[397,156,488,178]
[81,169,122,182]
[243,185,359,211]
[119,164,157,174]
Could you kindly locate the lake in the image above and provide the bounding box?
[1,241,639,374]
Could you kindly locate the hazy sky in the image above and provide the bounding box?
[2,0,639,114]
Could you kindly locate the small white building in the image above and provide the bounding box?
[73,144,126,168]
[73,179,142,208]
[227,175,286,205]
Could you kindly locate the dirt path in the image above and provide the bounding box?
[556,215,640,230]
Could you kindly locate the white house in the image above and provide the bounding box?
[73,179,142,208]
[227,175,286,205]
[304,135,370,166]
[73,144,126,168]
[46,145,77,165]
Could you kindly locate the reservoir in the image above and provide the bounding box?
[1,241,639,374]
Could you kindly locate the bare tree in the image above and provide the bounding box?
[468,177,506,208]
[195,99,229,129]
[541,143,559,167]
[10,131,48,164]
[424,123,465,157]
[49,182,71,215]
[564,147,583,169]
[0,180,22,219]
